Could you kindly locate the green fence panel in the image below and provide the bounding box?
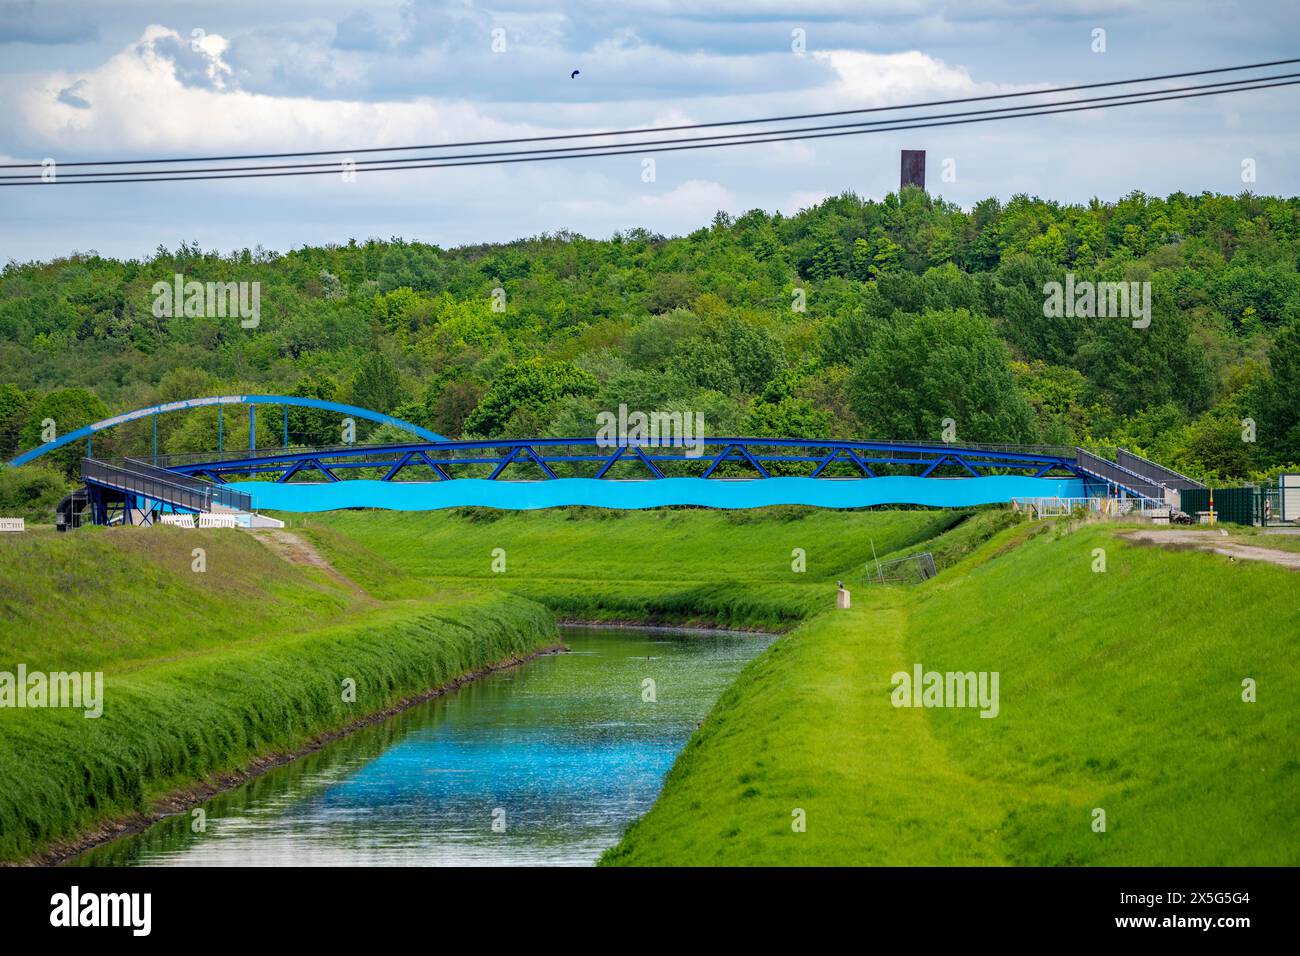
[1180,487,1261,525]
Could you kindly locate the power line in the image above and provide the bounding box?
[5,77,1296,186]
[1,56,1297,170]
[8,72,1296,181]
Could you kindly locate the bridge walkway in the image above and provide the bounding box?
[78,458,253,526]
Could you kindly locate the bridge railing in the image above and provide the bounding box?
[122,458,221,492]
[153,436,1092,484]
[857,440,1079,460]
[1073,450,1168,502]
[122,458,253,511]
[1115,448,1206,491]
[151,437,1079,459]
[82,459,252,513]
[132,443,389,469]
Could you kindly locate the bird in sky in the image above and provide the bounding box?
[570,69,580,79]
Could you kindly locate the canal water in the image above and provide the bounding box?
[73,625,772,866]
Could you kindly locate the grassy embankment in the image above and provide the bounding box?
[13,505,1276,867]
[0,525,556,862]
[300,506,969,630]
[600,520,1300,865]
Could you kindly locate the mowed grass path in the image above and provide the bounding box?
[604,522,1300,865]
[908,523,1300,865]
[601,598,1060,865]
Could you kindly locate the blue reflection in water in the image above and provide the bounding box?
[73,626,771,867]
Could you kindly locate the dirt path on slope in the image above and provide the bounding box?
[1122,529,1300,570]
[250,529,368,594]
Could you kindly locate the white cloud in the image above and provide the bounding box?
[654,178,736,215]
[8,26,538,158]
[779,190,832,215]
[812,49,999,107]
[2,10,1298,261]
[541,178,735,224]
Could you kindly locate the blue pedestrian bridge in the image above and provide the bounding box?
[6,394,1201,522]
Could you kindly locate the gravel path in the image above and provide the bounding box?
[251,529,368,593]
[1123,529,1300,570]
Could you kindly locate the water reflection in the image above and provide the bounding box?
[74,625,771,866]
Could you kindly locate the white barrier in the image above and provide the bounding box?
[198,513,240,528]
[159,514,196,528]
[0,517,25,532]
[1011,497,1169,519]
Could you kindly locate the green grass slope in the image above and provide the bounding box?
[0,526,360,672]
[0,594,556,862]
[307,507,960,583]
[304,507,962,629]
[603,522,1300,866]
[907,522,1300,865]
[0,524,558,862]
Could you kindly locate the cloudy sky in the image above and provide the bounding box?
[2,0,1298,262]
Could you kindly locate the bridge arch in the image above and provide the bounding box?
[6,394,446,467]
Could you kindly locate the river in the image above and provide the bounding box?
[72,625,773,866]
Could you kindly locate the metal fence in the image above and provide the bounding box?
[143,442,393,469]
[1074,449,1169,502]
[1264,485,1283,524]
[1180,487,1264,526]
[1011,496,1171,518]
[866,440,1080,459]
[126,458,252,511]
[82,459,252,513]
[867,552,938,584]
[1115,449,1205,491]
[123,458,225,494]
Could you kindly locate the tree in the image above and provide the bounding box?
[349,351,403,415]
[865,226,903,278]
[743,396,832,440]
[626,310,699,369]
[0,383,33,461]
[848,309,1037,443]
[464,358,597,436]
[0,462,71,523]
[1073,283,1211,416]
[994,253,1081,366]
[806,224,842,280]
[1255,317,1300,463]
[288,373,342,446]
[372,286,429,333]
[1181,413,1256,479]
[714,317,784,395]
[427,380,485,438]
[18,388,111,475]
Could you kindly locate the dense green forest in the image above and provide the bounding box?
[2,187,1299,501]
